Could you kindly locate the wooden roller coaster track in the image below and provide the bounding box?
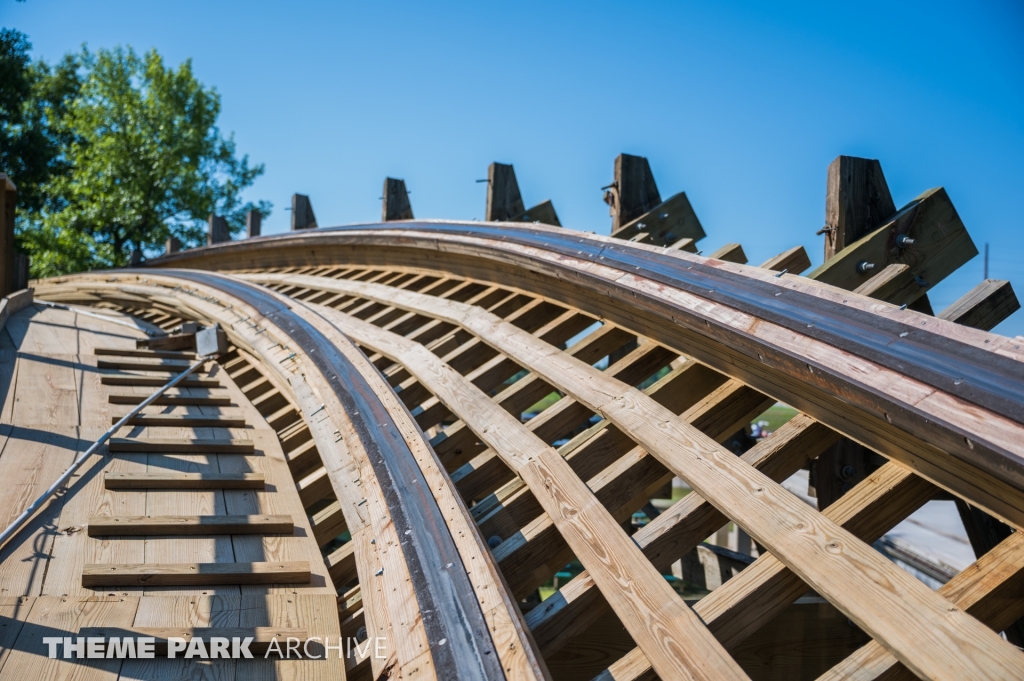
[1,155,1023,680]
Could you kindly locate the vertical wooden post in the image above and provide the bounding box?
[382,178,414,221]
[815,156,895,510]
[609,154,661,233]
[0,174,17,297]
[291,194,318,230]
[13,253,28,291]
[486,163,525,222]
[247,209,262,238]
[207,214,230,245]
[165,237,182,254]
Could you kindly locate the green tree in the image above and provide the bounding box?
[0,28,81,215]
[17,44,270,276]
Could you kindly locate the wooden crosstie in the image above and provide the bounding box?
[3,153,1024,680]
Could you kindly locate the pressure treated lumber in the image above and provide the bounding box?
[101,374,220,387]
[610,153,661,232]
[940,279,1020,331]
[310,302,748,681]
[114,414,247,427]
[107,437,255,453]
[108,393,232,406]
[248,272,1024,679]
[87,514,294,536]
[612,191,705,246]
[103,472,265,489]
[94,347,195,359]
[808,186,976,296]
[96,358,204,372]
[383,177,414,221]
[231,230,1024,532]
[818,530,1024,680]
[82,561,311,586]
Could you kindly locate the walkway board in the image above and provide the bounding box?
[104,472,266,489]
[108,437,255,453]
[82,561,311,586]
[88,514,294,536]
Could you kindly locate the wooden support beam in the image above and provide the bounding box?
[611,191,706,247]
[608,153,661,232]
[485,163,560,226]
[382,177,414,221]
[759,245,811,273]
[708,243,748,264]
[96,358,205,372]
[97,346,195,358]
[103,472,265,489]
[0,173,16,297]
[87,514,294,536]
[108,393,232,406]
[107,438,255,454]
[317,303,749,681]
[207,214,231,245]
[814,156,899,509]
[939,279,1020,332]
[510,199,561,227]
[277,272,1024,678]
[819,530,1024,681]
[291,193,318,230]
[311,500,347,546]
[100,375,219,388]
[165,236,181,254]
[327,540,358,586]
[113,415,246,427]
[824,156,896,259]
[247,208,262,237]
[486,162,525,221]
[82,561,309,586]
[809,186,977,299]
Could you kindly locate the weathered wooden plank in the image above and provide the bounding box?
[819,530,1024,681]
[0,596,139,680]
[708,243,747,264]
[97,358,202,372]
[101,374,220,387]
[104,472,265,489]
[759,245,811,274]
[108,437,254,453]
[808,186,977,296]
[108,393,232,406]
[82,561,310,587]
[511,199,561,227]
[612,192,706,247]
[95,347,195,359]
[87,514,294,536]
[939,279,1019,332]
[114,414,247,427]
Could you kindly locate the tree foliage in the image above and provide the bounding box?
[2,32,270,276]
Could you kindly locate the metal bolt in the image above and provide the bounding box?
[840,465,856,480]
[774,268,788,278]
[487,536,502,549]
[856,261,876,274]
[896,234,915,248]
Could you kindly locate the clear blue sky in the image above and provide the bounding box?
[6,0,1024,334]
